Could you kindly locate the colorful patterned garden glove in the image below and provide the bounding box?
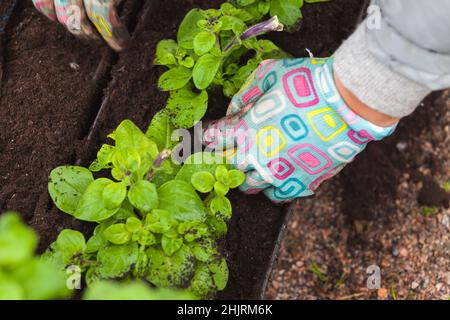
[203,58,397,203]
[32,0,130,52]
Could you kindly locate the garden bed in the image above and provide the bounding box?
[0,0,367,299]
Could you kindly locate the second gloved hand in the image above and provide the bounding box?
[32,0,130,52]
[203,58,397,202]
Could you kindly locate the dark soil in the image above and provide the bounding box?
[0,0,106,239]
[339,93,450,224]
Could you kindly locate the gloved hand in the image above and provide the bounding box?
[32,0,130,52]
[203,58,397,203]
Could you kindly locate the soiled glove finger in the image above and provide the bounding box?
[83,0,130,52]
[204,58,397,203]
[54,0,99,40]
[32,0,58,21]
[32,0,130,52]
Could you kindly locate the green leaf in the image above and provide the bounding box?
[206,216,228,239]
[54,229,86,264]
[210,196,232,220]
[223,80,237,98]
[158,180,205,221]
[208,258,229,291]
[193,54,222,90]
[219,15,246,33]
[134,229,157,246]
[85,221,114,254]
[187,263,216,299]
[146,246,195,287]
[177,221,208,242]
[75,178,120,222]
[179,56,195,68]
[133,250,149,278]
[84,281,195,300]
[114,199,136,220]
[109,120,158,159]
[85,267,100,288]
[48,166,94,215]
[187,237,217,262]
[11,259,70,300]
[89,144,115,172]
[176,152,230,184]
[128,180,159,213]
[191,171,216,193]
[0,276,23,300]
[214,181,229,196]
[258,1,270,15]
[0,213,37,267]
[112,148,141,174]
[158,66,192,91]
[97,243,139,279]
[103,224,131,245]
[125,217,142,233]
[215,165,230,185]
[270,0,303,27]
[194,31,216,56]
[161,235,183,256]
[236,0,256,7]
[178,9,205,49]
[145,209,174,234]
[102,182,127,210]
[166,87,208,129]
[151,159,182,188]
[228,169,246,188]
[146,110,176,152]
[154,39,178,66]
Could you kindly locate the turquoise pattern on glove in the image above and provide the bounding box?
[204,58,397,202]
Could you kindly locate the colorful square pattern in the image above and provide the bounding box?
[314,64,340,104]
[347,130,374,145]
[307,107,347,141]
[263,71,278,91]
[250,90,286,124]
[256,126,286,158]
[268,158,294,180]
[283,67,319,108]
[274,178,307,200]
[327,142,360,163]
[288,144,332,175]
[232,119,253,153]
[281,114,308,141]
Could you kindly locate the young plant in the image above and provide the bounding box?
[47,119,243,298]
[154,2,286,129]
[232,0,329,28]
[0,212,69,300]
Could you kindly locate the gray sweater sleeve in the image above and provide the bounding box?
[333,0,450,118]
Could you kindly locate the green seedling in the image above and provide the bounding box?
[154,2,287,129]
[47,119,244,298]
